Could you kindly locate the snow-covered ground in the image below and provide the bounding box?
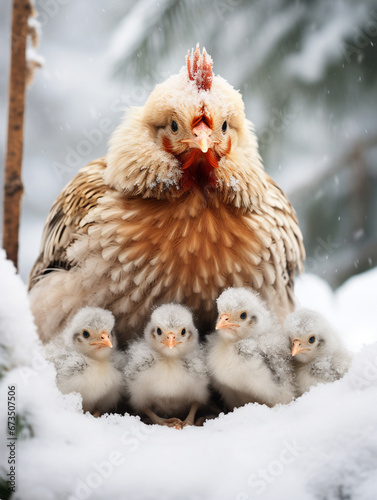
[0,250,376,500]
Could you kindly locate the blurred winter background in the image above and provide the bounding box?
[0,0,377,285]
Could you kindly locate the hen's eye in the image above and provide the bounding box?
[171,120,178,133]
[222,121,227,133]
[82,330,90,338]
[181,328,186,336]
[240,312,247,320]
[309,336,315,344]
[157,327,162,336]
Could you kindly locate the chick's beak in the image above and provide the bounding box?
[291,339,309,356]
[216,314,240,330]
[90,331,113,349]
[181,121,214,153]
[161,332,182,349]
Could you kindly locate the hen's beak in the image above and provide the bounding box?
[161,332,182,349]
[192,121,212,153]
[291,339,310,356]
[216,314,240,330]
[90,331,112,349]
[181,121,214,153]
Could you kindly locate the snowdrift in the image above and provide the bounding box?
[1,250,376,500]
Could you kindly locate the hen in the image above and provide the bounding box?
[29,45,305,345]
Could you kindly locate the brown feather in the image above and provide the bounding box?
[28,159,108,287]
[29,169,304,345]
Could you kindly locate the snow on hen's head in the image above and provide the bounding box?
[186,44,213,92]
[142,44,244,129]
[106,44,262,197]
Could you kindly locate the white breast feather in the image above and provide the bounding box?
[207,334,294,408]
[58,358,124,413]
[127,352,208,416]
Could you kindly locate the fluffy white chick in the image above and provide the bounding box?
[284,308,352,396]
[45,307,125,415]
[124,304,209,429]
[207,287,296,410]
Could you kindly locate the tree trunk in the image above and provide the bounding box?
[3,0,32,269]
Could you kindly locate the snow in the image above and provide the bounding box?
[27,16,41,47]
[145,68,239,124]
[0,250,377,500]
[228,175,240,191]
[26,47,45,69]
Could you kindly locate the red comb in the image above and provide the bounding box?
[186,44,213,91]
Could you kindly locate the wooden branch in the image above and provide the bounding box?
[3,0,32,269]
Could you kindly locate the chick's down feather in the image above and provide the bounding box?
[125,304,209,427]
[207,287,296,409]
[45,307,125,414]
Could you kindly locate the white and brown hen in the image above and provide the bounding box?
[29,45,305,346]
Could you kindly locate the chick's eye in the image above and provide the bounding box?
[157,327,162,336]
[222,121,227,133]
[240,312,247,320]
[309,336,315,344]
[181,328,186,336]
[82,330,90,338]
[171,120,178,133]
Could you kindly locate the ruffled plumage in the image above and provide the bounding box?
[28,49,305,346]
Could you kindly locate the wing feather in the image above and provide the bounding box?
[256,177,305,313]
[28,159,108,289]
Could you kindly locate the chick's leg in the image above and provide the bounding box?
[182,402,199,427]
[143,408,183,429]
